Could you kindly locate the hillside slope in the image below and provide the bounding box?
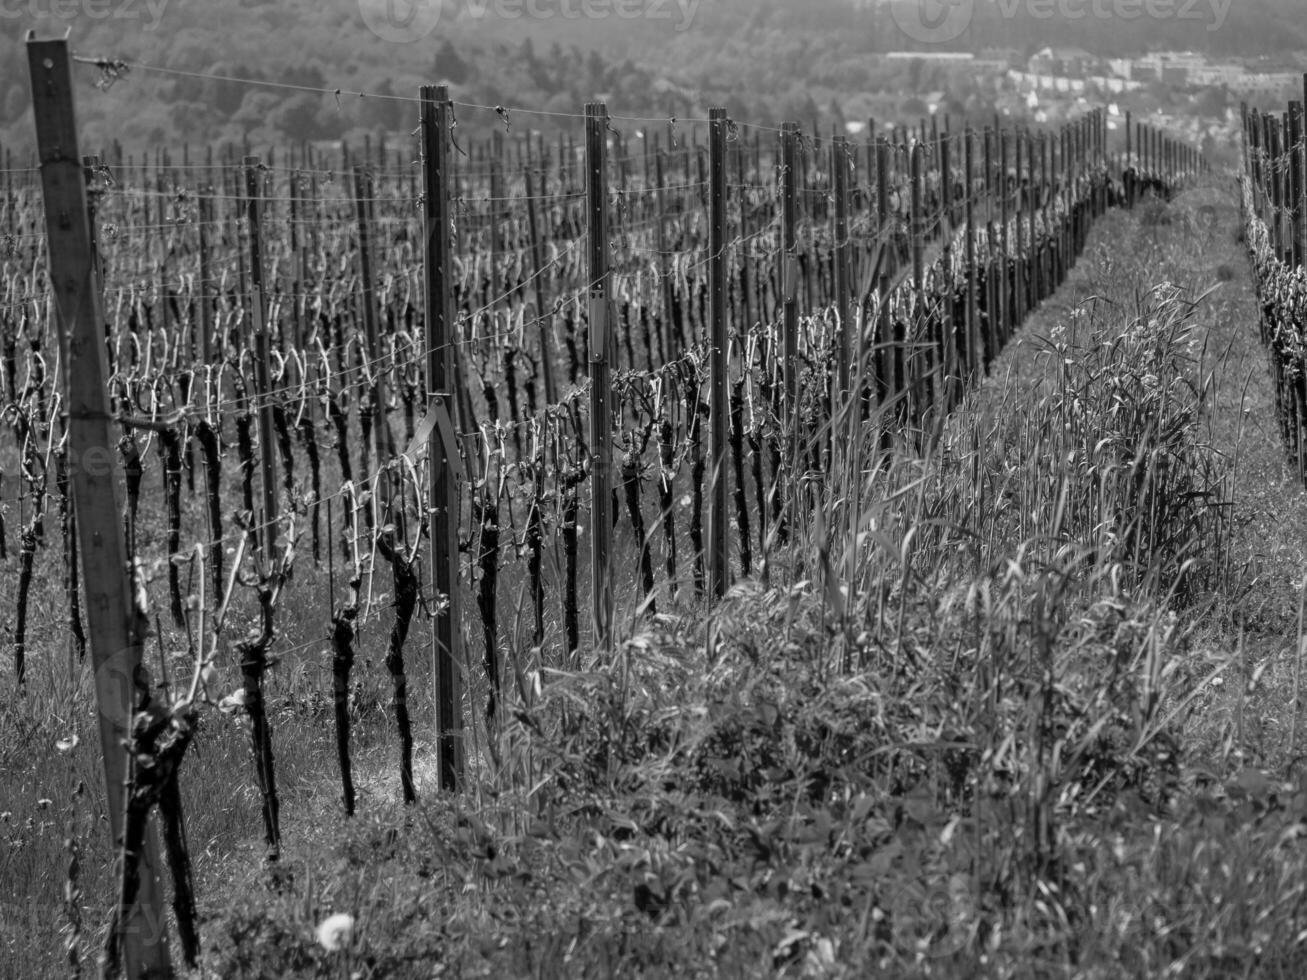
[187,181,1307,978]
[1,0,1304,154]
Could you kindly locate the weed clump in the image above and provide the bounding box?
[184,186,1307,980]
[1139,200,1173,227]
[1039,284,1228,601]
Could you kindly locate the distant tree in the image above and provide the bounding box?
[1195,87,1230,119]
[902,96,929,118]
[435,39,469,85]
[167,102,214,142]
[778,90,820,126]
[282,64,327,91]
[543,92,575,118]
[212,63,266,117]
[724,93,752,126]
[269,94,328,143]
[907,58,925,93]
[587,50,607,89]
[232,91,281,132]
[2,86,24,125]
[827,97,847,129]
[1146,81,1175,108]
[942,95,967,121]
[369,78,407,132]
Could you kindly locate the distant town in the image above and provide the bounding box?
[845,47,1307,167]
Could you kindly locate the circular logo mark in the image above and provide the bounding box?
[890,0,974,45]
[358,0,442,43]
[91,643,151,729]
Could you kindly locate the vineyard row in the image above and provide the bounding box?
[12,37,1205,976]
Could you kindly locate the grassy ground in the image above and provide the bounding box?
[7,178,1307,978]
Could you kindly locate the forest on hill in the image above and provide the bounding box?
[0,0,1303,154]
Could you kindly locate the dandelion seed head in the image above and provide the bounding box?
[316,913,354,952]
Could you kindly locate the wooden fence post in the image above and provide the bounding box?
[909,141,927,424]
[1249,113,1259,218]
[241,155,284,862]
[489,135,504,308]
[737,132,755,342]
[938,131,958,408]
[1060,125,1070,281]
[1291,102,1304,270]
[910,141,925,295]
[1096,110,1107,215]
[964,127,978,381]
[1000,126,1011,341]
[707,107,729,600]
[523,163,558,406]
[655,149,679,355]
[1249,111,1262,217]
[1298,104,1307,270]
[780,121,800,525]
[875,137,893,427]
[1125,110,1133,205]
[353,164,397,522]
[1270,113,1280,257]
[586,103,614,648]
[27,34,175,978]
[197,186,212,367]
[245,156,279,559]
[1030,135,1041,308]
[983,126,998,366]
[1057,123,1066,270]
[1040,134,1050,301]
[288,168,302,352]
[1010,124,1021,320]
[1266,114,1277,232]
[1270,117,1285,262]
[832,136,852,398]
[420,84,464,792]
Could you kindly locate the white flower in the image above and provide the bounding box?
[805,935,837,974]
[316,913,354,952]
[218,689,247,714]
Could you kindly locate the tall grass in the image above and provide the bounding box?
[11,187,1307,980]
[194,193,1307,980]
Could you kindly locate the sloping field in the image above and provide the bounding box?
[173,182,1307,978]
